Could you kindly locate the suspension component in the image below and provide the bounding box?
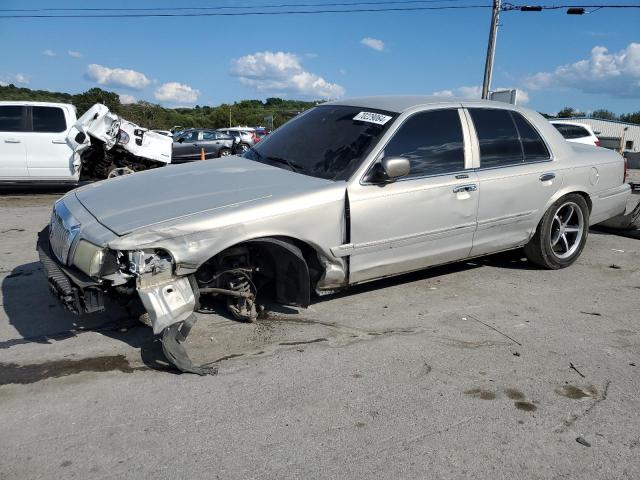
[195,246,258,322]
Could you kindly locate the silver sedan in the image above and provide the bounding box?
[38,96,630,373]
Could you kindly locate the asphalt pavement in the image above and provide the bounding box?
[0,187,638,479]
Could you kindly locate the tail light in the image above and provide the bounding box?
[594,140,600,147]
[623,156,628,183]
[252,132,259,142]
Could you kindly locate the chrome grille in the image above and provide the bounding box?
[49,202,80,265]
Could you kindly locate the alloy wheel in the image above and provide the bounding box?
[549,201,584,259]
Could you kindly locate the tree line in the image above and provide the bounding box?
[2,84,639,127]
[0,84,319,130]
[554,106,640,124]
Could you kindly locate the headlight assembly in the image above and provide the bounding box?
[72,240,105,277]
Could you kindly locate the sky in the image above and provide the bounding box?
[0,0,639,115]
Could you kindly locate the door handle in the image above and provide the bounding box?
[4,138,21,143]
[453,184,478,193]
[52,139,67,144]
[539,172,556,182]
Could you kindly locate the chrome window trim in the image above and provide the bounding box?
[464,107,555,170]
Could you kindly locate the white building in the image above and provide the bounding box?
[557,117,640,153]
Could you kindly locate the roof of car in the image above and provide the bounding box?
[0,100,75,109]
[324,95,510,113]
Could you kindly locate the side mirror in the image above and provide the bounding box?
[177,137,185,143]
[365,156,410,184]
[381,156,410,179]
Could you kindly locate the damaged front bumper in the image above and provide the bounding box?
[37,226,216,375]
[37,228,105,314]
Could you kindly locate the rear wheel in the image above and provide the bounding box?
[219,148,231,157]
[524,194,589,269]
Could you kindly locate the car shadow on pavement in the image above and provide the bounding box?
[1,262,175,373]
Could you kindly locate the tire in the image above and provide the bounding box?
[236,143,249,154]
[219,148,231,157]
[524,193,590,269]
[107,166,135,179]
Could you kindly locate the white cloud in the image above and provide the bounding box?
[68,50,82,58]
[119,94,137,105]
[524,43,640,97]
[360,37,385,52]
[154,82,200,104]
[432,85,529,104]
[230,51,344,99]
[86,63,150,90]
[0,73,30,86]
[42,49,56,57]
[14,73,30,84]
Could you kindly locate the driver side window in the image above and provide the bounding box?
[384,109,465,178]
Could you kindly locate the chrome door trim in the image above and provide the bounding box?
[331,222,477,257]
[475,210,537,230]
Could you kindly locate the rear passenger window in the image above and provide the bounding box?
[469,109,522,168]
[0,105,26,132]
[384,109,465,177]
[512,112,550,162]
[32,106,67,133]
[553,124,589,139]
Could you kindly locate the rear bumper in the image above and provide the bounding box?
[590,183,632,225]
[37,227,105,314]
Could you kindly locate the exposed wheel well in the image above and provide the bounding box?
[196,236,323,308]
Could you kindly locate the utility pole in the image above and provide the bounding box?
[481,0,501,99]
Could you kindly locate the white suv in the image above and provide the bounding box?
[550,120,600,147]
[0,101,172,185]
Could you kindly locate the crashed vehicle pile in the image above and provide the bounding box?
[72,104,173,179]
[37,96,631,374]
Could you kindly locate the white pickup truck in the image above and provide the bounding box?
[0,101,172,185]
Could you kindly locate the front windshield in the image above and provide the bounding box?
[243,105,397,181]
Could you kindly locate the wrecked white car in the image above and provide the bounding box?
[0,101,172,184]
[37,96,630,374]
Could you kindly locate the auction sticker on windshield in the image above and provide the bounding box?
[353,111,393,125]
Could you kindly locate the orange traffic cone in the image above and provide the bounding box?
[200,148,205,160]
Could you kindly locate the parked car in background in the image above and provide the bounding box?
[0,101,172,184]
[551,121,600,147]
[172,129,236,163]
[254,127,270,141]
[217,127,258,153]
[37,96,630,374]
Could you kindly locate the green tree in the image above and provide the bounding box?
[590,109,617,121]
[619,111,640,125]
[557,107,584,118]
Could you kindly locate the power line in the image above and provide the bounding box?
[0,2,636,18]
[0,0,472,13]
[0,5,494,19]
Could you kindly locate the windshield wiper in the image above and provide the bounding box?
[265,156,305,173]
[248,147,305,174]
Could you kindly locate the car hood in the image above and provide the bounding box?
[74,156,333,236]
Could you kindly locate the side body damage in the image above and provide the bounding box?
[39,159,348,373]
